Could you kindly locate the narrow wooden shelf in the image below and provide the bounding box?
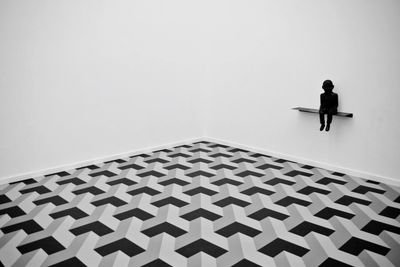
[292,107,353,118]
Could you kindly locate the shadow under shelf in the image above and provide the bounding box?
[292,107,353,118]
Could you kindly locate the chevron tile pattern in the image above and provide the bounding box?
[0,141,399,266]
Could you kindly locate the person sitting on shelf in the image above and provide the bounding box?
[319,80,338,132]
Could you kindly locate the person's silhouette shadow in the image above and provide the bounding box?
[319,80,338,132]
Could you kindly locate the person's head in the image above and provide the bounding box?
[322,80,334,92]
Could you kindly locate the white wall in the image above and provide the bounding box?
[2,0,399,182]
[0,0,206,179]
[205,0,400,181]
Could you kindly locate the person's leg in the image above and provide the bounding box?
[326,113,333,131]
[327,113,333,125]
[319,111,325,131]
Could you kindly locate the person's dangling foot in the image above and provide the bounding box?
[325,124,330,131]
[320,124,325,131]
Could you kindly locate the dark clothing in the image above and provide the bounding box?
[319,92,338,125]
[319,112,333,125]
[319,92,338,114]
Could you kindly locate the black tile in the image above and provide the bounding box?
[289,221,334,237]
[142,222,187,238]
[10,178,37,185]
[2,220,43,234]
[258,238,309,257]
[0,206,26,218]
[45,171,70,177]
[70,222,113,237]
[18,236,65,255]
[180,209,222,221]
[216,222,262,237]
[91,197,127,207]
[49,257,86,267]
[176,239,228,258]
[114,208,154,221]
[339,237,390,256]
[50,208,88,220]
[95,238,145,257]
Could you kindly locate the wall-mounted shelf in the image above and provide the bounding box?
[292,107,353,118]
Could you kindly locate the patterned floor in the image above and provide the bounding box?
[0,141,399,267]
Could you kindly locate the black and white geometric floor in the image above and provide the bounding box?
[0,141,399,266]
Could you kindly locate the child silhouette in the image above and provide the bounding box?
[319,80,338,131]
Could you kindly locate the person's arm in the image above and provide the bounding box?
[334,93,338,109]
[320,93,324,110]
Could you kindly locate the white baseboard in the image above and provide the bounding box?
[0,137,204,185]
[203,136,400,187]
[2,135,399,187]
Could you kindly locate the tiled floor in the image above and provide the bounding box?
[0,141,399,266]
